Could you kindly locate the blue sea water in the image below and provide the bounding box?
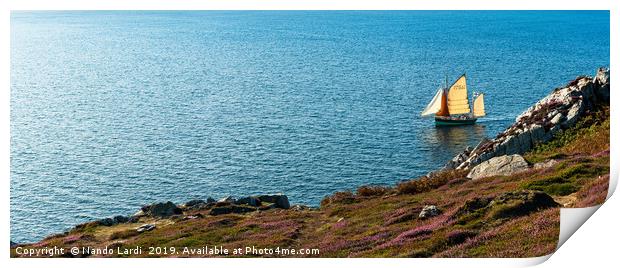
[10,11,609,243]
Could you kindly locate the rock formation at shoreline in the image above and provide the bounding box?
[445,67,610,171]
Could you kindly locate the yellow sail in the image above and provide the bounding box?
[421,89,443,116]
[447,75,470,115]
[473,93,486,117]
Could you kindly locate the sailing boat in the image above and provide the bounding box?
[421,74,486,126]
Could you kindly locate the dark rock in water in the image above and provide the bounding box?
[418,205,441,219]
[488,190,559,219]
[10,241,18,248]
[209,205,257,216]
[206,197,216,203]
[235,196,262,207]
[184,199,206,207]
[141,201,182,218]
[257,194,290,209]
[136,224,156,233]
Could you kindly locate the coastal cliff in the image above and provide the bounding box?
[11,68,610,258]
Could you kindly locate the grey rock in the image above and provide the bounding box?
[419,205,441,219]
[529,124,545,145]
[136,224,156,233]
[467,154,529,180]
[533,159,559,170]
[517,131,532,154]
[503,136,519,155]
[550,113,563,125]
[562,100,584,128]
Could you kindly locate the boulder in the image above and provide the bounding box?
[257,194,290,209]
[550,113,563,125]
[488,190,559,219]
[528,124,545,146]
[206,197,216,203]
[235,196,262,207]
[418,205,441,219]
[141,201,182,218]
[136,224,156,233]
[562,100,584,128]
[467,154,529,180]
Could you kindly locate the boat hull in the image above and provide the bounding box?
[434,117,477,126]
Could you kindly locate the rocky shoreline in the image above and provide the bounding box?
[444,67,609,171]
[10,67,610,254]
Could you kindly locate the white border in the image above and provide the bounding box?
[2,1,617,268]
[4,0,617,11]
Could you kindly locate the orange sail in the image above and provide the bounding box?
[435,90,449,116]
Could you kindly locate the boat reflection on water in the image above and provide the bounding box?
[420,124,488,168]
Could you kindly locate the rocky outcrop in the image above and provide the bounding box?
[445,67,610,171]
[257,194,291,209]
[235,196,262,207]
[141,201,182,218]
[487,190,559,219]
[454,190,559,221]
[466,154,529,180]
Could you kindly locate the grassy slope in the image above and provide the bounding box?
[12,108,609,258]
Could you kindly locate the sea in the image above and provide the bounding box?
[10,11,609,243]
